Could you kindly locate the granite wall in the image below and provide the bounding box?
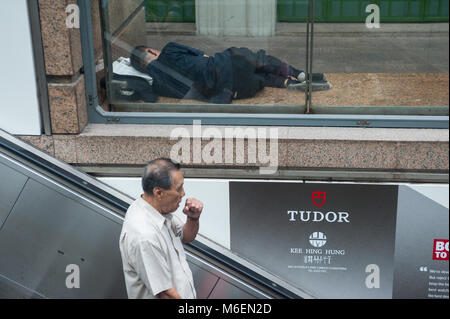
[37,0,146,132]
[38,0,86,134]
[18,124,449,180]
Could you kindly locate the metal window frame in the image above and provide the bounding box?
[79,0,448,129]
[27,0,52,136]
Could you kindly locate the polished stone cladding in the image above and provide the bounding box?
[18,124,449,173]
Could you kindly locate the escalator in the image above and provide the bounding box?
[0,129,312,299]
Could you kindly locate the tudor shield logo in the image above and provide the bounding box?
[312,191,326,207]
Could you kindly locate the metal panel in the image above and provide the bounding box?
[393,186,449,298]
[186,252,275,299]
[88,105,450,128]
[208,279,258,299]
[187,261,219,299]
[79,0,99,114]
[0,162,28,229]
[0,0,42,135]
[0,274,44,299]
[0,179,127,298]
[27,0,52,135]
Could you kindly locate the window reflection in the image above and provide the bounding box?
[312,0,449,108]
[100,0,448,114]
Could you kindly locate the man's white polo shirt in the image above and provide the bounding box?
[119,196,196,299]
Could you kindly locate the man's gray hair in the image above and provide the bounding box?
[130,45,149,73]
[142,158,181,195]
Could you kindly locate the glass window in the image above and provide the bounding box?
[308,0,449,116]
[95,0,448,121]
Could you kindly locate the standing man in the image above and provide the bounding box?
[119,158,203,299]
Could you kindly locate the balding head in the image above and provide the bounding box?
[142,158,181,196]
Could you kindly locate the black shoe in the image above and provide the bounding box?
[287,81,332,92]
[311,73,327,82]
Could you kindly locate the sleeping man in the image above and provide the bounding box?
[129,42,330,104]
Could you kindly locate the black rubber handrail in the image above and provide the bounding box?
[0,135,130,213]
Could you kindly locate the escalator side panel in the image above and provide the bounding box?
[208,279,258,299]
[0,178,127,298]
[186,252,274,299]
[188,262,220,299]
[0,274,44,299]
[0,162,28,229]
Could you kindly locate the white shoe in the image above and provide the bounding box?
[297,72,306,82]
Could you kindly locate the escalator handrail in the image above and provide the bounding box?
[0,130,131,212]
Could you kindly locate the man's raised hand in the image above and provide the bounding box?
[182,198,203,220]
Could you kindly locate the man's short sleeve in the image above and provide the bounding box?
[133,238,172,296]
[171,214,185,239]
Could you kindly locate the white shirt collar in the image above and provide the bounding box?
[137,196,167,230]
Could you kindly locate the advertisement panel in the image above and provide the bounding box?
[100,177,449,299]
[229,182,449,299]
[393,186,449,299]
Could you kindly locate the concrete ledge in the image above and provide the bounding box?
[18,124,449,174]
[79,124,448,141]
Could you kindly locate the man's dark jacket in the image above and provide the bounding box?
[146,42,264,104]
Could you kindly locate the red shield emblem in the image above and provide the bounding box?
[312,191,326,207]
